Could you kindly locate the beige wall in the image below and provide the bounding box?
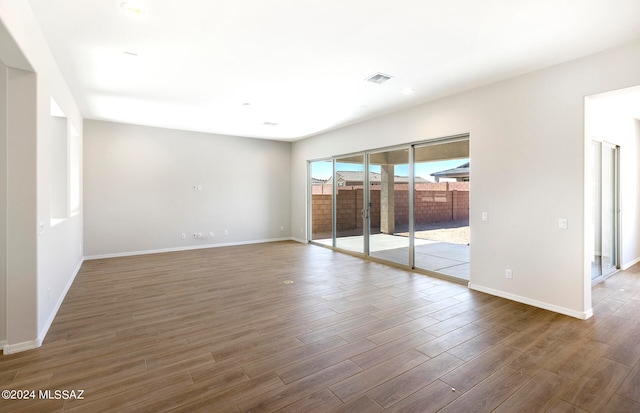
[1,0,84,353]
[292,40,640,319]
[0,59,6,345]
[83,120,292,257]
[5,67,37,348]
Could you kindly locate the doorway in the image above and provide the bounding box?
[334,154,367,254]
[367,147,410,267]
[308,135,470,281]
[413,141,470,279]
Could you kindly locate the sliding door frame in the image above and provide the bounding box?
[307,133,470,282]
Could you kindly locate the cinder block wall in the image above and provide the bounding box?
[311,182,470,235]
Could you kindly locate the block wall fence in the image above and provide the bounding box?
[311,182,469,234]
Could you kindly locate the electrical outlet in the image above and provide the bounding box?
[481,212,488,222]
[224,230,228,236]
[181,233,186,240]
[505,269,513,279]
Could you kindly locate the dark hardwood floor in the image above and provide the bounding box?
[1,241,639,412]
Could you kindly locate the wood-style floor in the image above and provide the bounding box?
[1,241,640,412]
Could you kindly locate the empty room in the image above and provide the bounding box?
[2,0,640,412]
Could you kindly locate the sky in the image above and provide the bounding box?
[310,158,469,182]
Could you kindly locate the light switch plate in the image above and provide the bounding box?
[559,218,568,229]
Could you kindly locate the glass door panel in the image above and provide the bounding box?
[592,141,619,280]
[368,148,410,266]
[601,143,618,276]
[335,155,366,254]
[308,137,471,278]
[591,141,603,279]
[309,160,333,246]
[413,140,470,280]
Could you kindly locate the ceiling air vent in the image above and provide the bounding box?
[366,72,394,84]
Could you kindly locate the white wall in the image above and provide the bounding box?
[84,120,292,257]
[0,59,7,345]
[1,0,84,353]
[6,67,37,349]
[634,119,640,267]
[587,87,640,269]
[291,41,640,319]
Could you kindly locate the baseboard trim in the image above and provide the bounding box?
[2,259,84,356]
[3,339,39,355]
[291,237,308,244]
[84,237,295,260]
[468,283,593,320]
[36,259,84,347]
[621,256,640,271]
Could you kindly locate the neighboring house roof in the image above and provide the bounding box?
[311,177,328,185]
[431,162,469,179]
[325,171,429,184]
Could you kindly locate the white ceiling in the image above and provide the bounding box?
[25,0,640,140]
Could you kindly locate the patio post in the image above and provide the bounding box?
[381,164,395,234]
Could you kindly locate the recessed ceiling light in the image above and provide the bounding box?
[263,122,278,126]
[401,88,415,95]
[120,1,145,16]
[124,51,138,56]
[242,102,251,106]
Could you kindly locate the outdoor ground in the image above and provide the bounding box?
[313,219,470,246]
[397,219,470,245]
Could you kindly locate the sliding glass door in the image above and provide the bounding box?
[592,141,619,280]
[309,160,333,244]
[368,148,410,266]
[308,135,470,281]
[334,154,367,254]
[413,140,470,280]
[601,144,619,275]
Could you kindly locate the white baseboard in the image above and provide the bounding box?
[291,237,308,244]
[2,259,84,355]
[84,237,295,260]
[468,283,594,320]
[3,339,39,355]
[621,256,640,271]
[37,259,83,346]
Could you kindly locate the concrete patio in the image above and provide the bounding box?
[314,233,470,281]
